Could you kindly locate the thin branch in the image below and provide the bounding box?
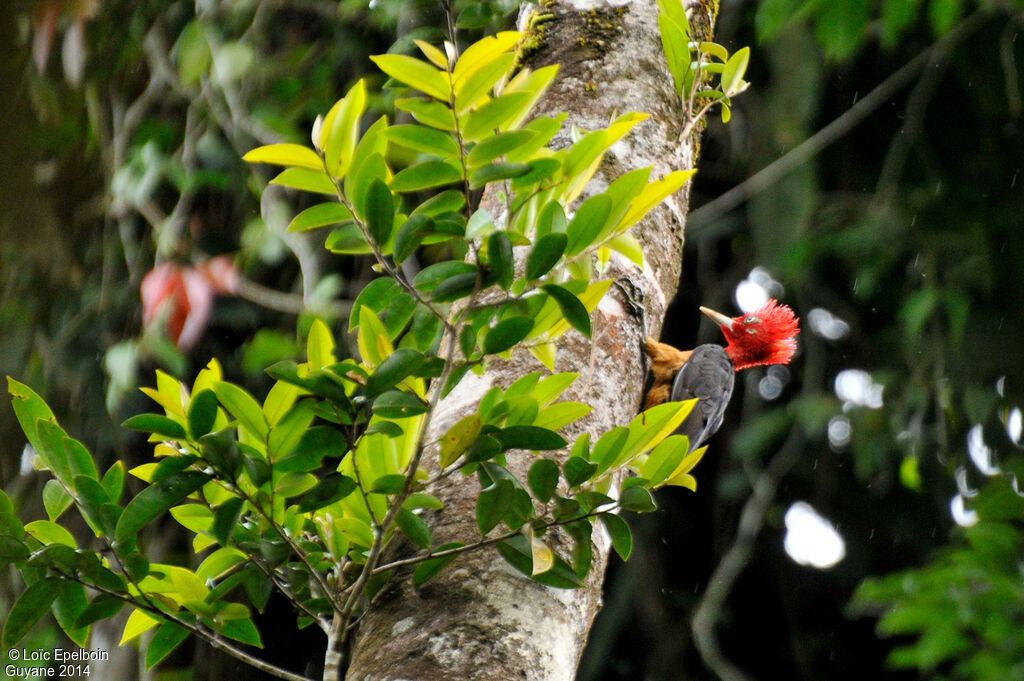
[235,277,352,318]
[691,429,804,681]
[686,10,988,232]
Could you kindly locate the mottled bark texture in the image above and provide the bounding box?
[345,1,715,679]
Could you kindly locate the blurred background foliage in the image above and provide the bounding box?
[2,0,1024,679]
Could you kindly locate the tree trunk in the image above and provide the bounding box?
[345,0,715,678]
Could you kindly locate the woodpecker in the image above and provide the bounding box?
[644,299,800,451]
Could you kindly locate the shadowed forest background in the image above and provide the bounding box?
[2,0,1024,679]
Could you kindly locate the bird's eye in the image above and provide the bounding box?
[744,316,761,325]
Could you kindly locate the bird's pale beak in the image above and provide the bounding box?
[700,306,734,330]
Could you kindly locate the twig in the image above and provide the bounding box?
[686,10,988,232]
[691,429,804,681]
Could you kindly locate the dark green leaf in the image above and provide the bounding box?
[413,542,465,585]
[365,178,395,245]
[393,214,432,264]
[536,201,568,238]
[493,425,567,451]
[277,426,349,472]
[525,232,567,280]
[218,618,263,648]
[483,316,534,355]
[459,326,477,359]
[0,536,29,565]
[74,595,124,628]
[115,471,213,544]
[542,284,592,338]
[2,579,59,649]
[396,509,432,548]
[619,486,658,513]
[511,158,562,189]
[564,456,598,487]
[565,194,612,256]
[52,582,88,646]
[432,272,479,303]
[365,348,425,396]
[592,426,629,474]
[464,434,503,463]
[187,389,220,439]
[469,161,531,189]
[213,497,245,545]
[296,473,357,512]
[495,534,582,588]
[413,261,477,292]
[372,390,428,418]
[121,414,187,440]
[365,420,404,438]
[487,232,515,290]
[457,2,493,28]
[411,190,466,216]
[468,130,539,167]
[600,513,633,560]
[528,459,560,503]
[100,461,126,504]
[477,478,514,534]
[146,621,190,669]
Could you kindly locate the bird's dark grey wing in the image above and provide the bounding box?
[670,344,735,451]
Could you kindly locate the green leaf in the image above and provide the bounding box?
[242,143,322,170]
[467,130,539,167]
[296,473,356,509]
[268,400,315,462]
[469,161,531,189]
[495,534,582,588]
[431,272,479,303]
[365,348,425,396]
[364,178,395,245]
[372,391,428,419]
[462,92,532,140]
[8,377,57,461]
[487,232,515,290]
[484,316,534,355]
[219,618,263,648]
[115,471,213,545]
[396,509,432,548]
[413,261,477,293]
[213,497,245,545]
[213,382,269,440]
[74,595,124,628]
[413,542,465,585]
[270,167,337,195]
[564,456,598,487]
[455,52,515,113]
[721,46,750,96]
[525,232,567,280]
[370,474,407,495]
[528,459,560,503]
[381,124,459,157]
[25,519,77,547]
[326,224,372,255]
[288,202,353,232]
[477,478,514,534]
[371,54,450,101]
[439,414,483,468]
[122,414,188,440]
[321,79,367,177]
[619,486,658,513]
[392,214,432,264]
[43,479,73,521]
[101,461,126,504]
[541,284,592,338]
[606,233,644,267]
[412,189,466,216]
[187,389,219,439]
[146,621,190,669]
[2,579,59,649]
[390,161,463,192]
[395,97,456,131]
[600,513,633,560]
[565,194,612,256]
[493,425,568,451]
